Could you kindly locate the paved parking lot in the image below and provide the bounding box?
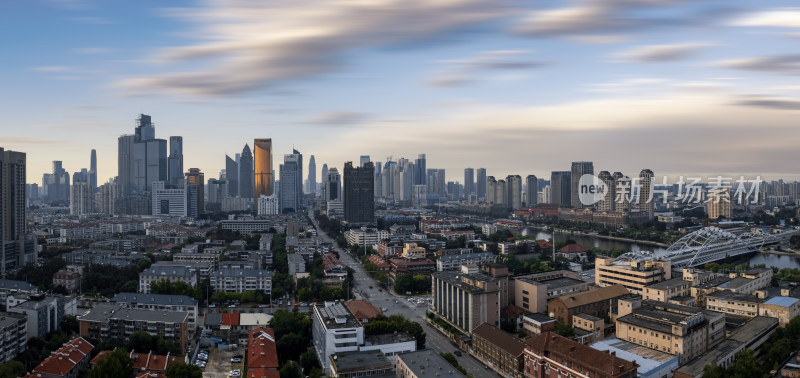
[202,345,246,378]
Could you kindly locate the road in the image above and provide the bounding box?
[312,219,493,377]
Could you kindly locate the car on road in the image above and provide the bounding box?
[454,351,462,357]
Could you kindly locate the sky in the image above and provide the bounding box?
[3,0,800,186]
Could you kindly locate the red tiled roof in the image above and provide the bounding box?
[248,368,281,378]
[525,332,638,376]
[473,323,526,357]
[537,241,553,248]
[32,337,94,377]
[131,351,180,372]
[322,253,343,270]
[247,327,279,369]
[222,312,240,326]
[90,350,112,365]
[345,300,383,320]
[558,244,589,254]
[367,255,389,268]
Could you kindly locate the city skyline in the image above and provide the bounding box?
[5,1,800,184]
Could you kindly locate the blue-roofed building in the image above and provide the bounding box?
[759,296,800,326]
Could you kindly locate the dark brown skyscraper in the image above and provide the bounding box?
[254,138,273,202]
[185,168,204,215]
[343,161,374,224]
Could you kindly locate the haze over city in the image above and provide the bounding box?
[4,1,800,184]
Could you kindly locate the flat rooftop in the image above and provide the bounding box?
[315,303,361,329]
[590,338,678,377]
[719,277,752,289]
[542,277,586,290]
[397,350,466,378]
[707,290,764,303]
[674,339,742,378]
[764,296,799,307]
[330,351,392,373]
[645,278,687,291]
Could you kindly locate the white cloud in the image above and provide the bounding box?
[731,9,800,28]
[615,42,712,63]
[118,0,513,96]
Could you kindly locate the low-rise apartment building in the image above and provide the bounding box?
[759,296,800,326]
[523,332,638,378]
[0,312,27,363]
[209,269,272,293]
[27,337,93,378]
[705,290,763,318]
[595,257,671,295]
[471,323,526,378]
[79,304,189,354]
[615,299,725,364]
[139,266,198,293]
[513,270,588,314]
[547,284,629,324]
[436,252,496,271]
[642,278,690,302]
[111,293,199,327]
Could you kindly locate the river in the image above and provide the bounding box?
[522,227,800,270]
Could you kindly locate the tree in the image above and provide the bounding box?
[299,351,320,373]
[88,348,133,378]
[0,361,24,378]
[60,315,79,335]
[165,361,203,378]
[128,331,156,352]
[276,332,307,363]
[280,361,302,378]
[554,322,574,338]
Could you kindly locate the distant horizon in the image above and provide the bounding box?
[5,1,800,186]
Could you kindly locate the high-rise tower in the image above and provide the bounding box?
[571,161,594,208]
[550,171,571,207]
[344,161,374,224]
[476,168,487,202]
[464,168,475,201]
[168,137,183,186]
[239,144,253,199]
[307,155,316,194]
[525,175,538,207]
[1,148,32,276]
[185,168,205,215]
[253,139,273,202]
[89,149,97,193]
[225,154,238,197]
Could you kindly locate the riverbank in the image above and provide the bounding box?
[527,225,669,248]
[760,249,800,257]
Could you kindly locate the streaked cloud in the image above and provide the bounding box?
[118,0,513,96]
[615,42,712,63]
[514,1,737,40]
[303,111,370,126]
[735,95,800,110]
[716,54,800,75]
[427,50,548,87]
[731,9,800,28]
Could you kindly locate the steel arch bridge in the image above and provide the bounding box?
[616,227,777,268]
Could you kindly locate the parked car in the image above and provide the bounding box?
[454,351,462,357]
[230,357,242,363]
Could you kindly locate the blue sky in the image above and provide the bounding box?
[3,0,800,185]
